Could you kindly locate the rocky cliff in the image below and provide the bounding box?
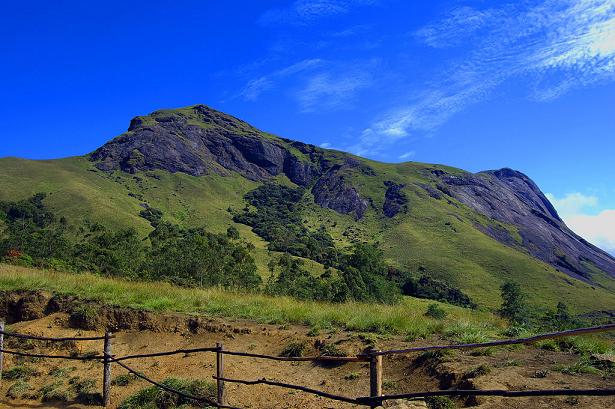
[90,104,615,282]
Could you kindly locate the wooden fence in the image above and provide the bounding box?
[1,321,615,408]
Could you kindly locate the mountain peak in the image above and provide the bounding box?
[90,104,320,184]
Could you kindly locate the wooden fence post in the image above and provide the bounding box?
[368,348,382,409]
[103,331,112,407]
[216,342,226,406]
[0,321,4,383]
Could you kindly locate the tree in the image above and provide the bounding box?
[499,281,529,324]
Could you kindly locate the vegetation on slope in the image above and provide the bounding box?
[0,264,501,338]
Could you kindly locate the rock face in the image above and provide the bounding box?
[312,160,369,220]
[383,181,408,218]
[91,105,319,187]
[430,168,615,280]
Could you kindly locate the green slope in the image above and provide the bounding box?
[1,154,614,313]
[1,104,614,313]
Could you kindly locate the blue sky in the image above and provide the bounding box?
[1,0,615,253]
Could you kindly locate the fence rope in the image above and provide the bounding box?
[357,388,615,405]
[213,375,361,405]
[0,329,107,341]
[113,359,241,409]
[0,347,103,360]
[375,323,615,356]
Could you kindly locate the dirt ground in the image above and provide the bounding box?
[1,292,615,409]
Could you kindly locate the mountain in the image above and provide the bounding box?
[1,104,614,311]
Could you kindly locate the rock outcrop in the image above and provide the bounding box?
[430,168,615,280]
[91,105,319,187]
[312,160,369,220]
[383,181,408,218]
[89,104,615,281]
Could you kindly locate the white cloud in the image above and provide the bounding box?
[360,0,615,151]
[398,151,416,160]
[566,210,615,255]
[319,142,332,148]
[239,59,323,101]
[545,192,599,218]
[546,192,614,255]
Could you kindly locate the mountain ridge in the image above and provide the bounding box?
[1,104,614,311]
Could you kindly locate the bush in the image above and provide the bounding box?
[402,275,475,308]
[463,364,491,379]
[6,380,33,399]
[426,396,456,409]
[119,378,216,409]
[425,303,447,319]
[3,365,39,380]
[499,281,529,324]
[112,374,135,386]
[280,341,307,357]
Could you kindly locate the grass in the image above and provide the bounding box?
[118,378,216,409]
[0,264,503,338]
[279,341,307,357]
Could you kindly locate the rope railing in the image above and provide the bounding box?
[1,322,615,408]
[374,322,615,356]
[0,329,108,341]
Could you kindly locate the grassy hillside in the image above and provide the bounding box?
[0,264,502,339]
[2,153,615,312]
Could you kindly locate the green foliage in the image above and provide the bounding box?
[3,364,39,380]
[118,378,216,409]
[146,222,260,289]
[0,194,260,290]
[6,380,33,399]
[234,183,338,265]
[403,275,476,308]
[425,303,448,319]
[317,342,347,357]
[139,205,163,226]
[499,281,530,324]
[40,381,71,402]
[280,340,307,357]
[463,364,491,379]
[266,254,348,302]
[426,396,457,409]
[112,374,135,386]
[555,357,600,375]
[542,302,579,330]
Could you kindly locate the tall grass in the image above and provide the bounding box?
[0,264,502,338]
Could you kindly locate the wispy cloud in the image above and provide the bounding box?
[398,150,416,160]
[295,69,372,111]
[259,0,378,26]
[547,192,615,255]
[356,0,615,155]
[239,59,323,101]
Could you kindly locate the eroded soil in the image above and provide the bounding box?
[1,291,614,409]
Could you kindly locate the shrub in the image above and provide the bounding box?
[3,365,39,380]
[40,381,71,402]
[119,378,216,409]
[402,275,476,308]
[426,396,456,409]
[112,374,135,386]
[6,380,33,399]
[499,281,529,324]
[463,364,491,379]
[280,341,307,357]
[425,303,447,319]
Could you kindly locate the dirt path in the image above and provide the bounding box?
[1,291,615,408]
